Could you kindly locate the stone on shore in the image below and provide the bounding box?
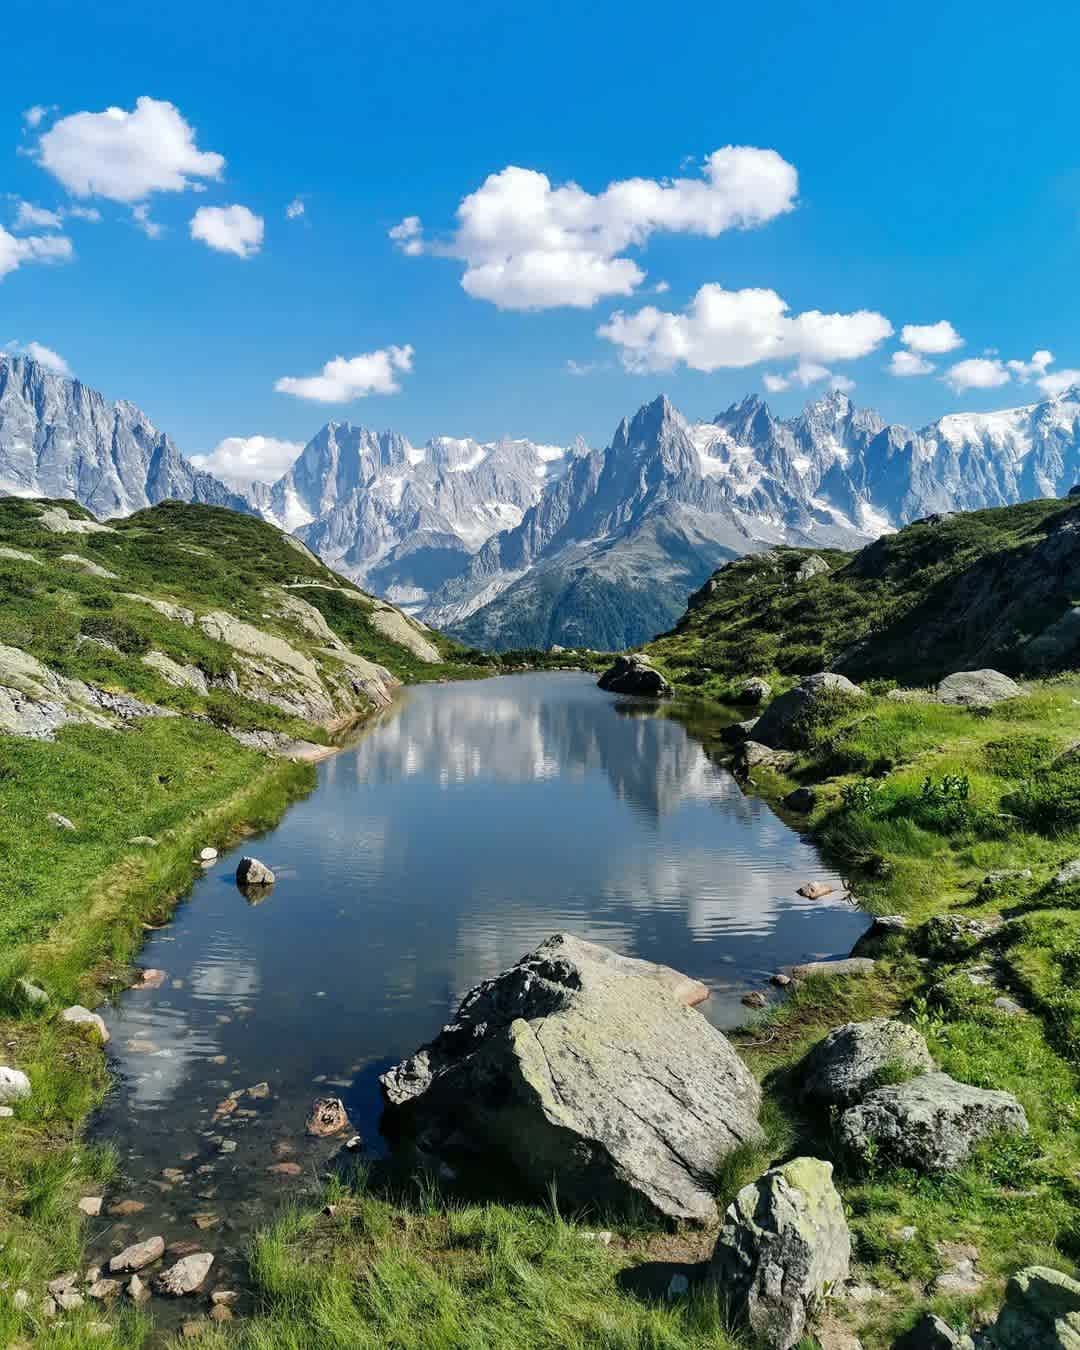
[791,958,875,980]
[798,1019,935,1108]
[61,1005,109,1042]
[380,933,761,1223]
[708,1157,850,1350]
[838,1071,1028,1173]
[596,655,672,698]
[751,673,865,750]
[894,1313,975,1349]
[739,677,773,705]
[0,1067,31,1104]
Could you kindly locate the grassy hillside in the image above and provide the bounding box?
[647,496,1080,699]
[632,495,1080,1344]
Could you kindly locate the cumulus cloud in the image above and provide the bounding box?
[899,320,963,354]
[132,204,163,239]
[22,105,55,130]
[762,372,789,393]
[597,283,892,374]
[0,225,73,280]
[285,197,305,220]
[944,357,1011,393]
[888,349,935,377]
[1037,368,1080,398]
[189,204,264,258]
[275,344,414,403]
[12,201,62,230]
[190,434,304,487]
[1007,349,1053,380]
[390,146,798,310]
[35,97,224,203]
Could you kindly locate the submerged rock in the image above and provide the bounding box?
[596,655,672,698]
[838,1071,1028,1173]
[155,1252,214,1296]
[305,1096,350,1137]
[798,1019,934,1108]
[380,933,761,1223]
[708,1157,850,1350]
[109,1236,165,1273]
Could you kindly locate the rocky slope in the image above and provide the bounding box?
[643,494,1080,691]
[0,497,467,754]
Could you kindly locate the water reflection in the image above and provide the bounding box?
[90,673,867,1297]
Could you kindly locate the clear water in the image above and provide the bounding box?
[88,673,867,1299]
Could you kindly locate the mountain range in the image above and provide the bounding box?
[4,350,1080,651]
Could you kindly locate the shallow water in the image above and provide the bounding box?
[88,673,866,1302]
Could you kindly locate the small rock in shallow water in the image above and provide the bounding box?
[236,856,275,887]
[109,1236,166,1273]
[246,1081,270,1099]
[127,1274,150,1303]
[193,1213,219,1230]
[306,1096,350,1137]
[797,881,834,900]
[770,973,791,988]
[742,991,768,1009]
[155,1251,214,1296]
[199,847,218,862]
[87,1278,120,1301]
[108,1199,145,1217]
[218,1139,237,1154]
[210,1289,239,1306]
[78,1196,103,1216]
[133,968,166,990]
[210,1303,233,1322]
[268,1161,302,1176]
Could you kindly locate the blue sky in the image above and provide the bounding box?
[3,0,1079,483]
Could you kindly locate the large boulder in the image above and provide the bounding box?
[708,1157,850,1350]
[987,1265,1080,1348]
[895,1313,975,1349]
[752,673,865,750]
[838,1071,1028,1173]
[597,655,672,698]
[798,1019,935,1109]
[936,669,1022,708]
[380,934,761,1223]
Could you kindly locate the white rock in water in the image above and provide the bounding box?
[155,1252,214,1296]
[199,847,218,862]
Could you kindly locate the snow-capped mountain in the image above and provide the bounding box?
[0,354,250,518]
[259,423,581,607]
[5,349,1080,653]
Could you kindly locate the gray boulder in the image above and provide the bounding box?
[0,1067,31,1104]
[709,1157,850,1350]
[791,958,875,980]
[795,555,830,583]
[739,677,773,705]
[838,1071,1028,1173]
[596,655,672,698]
[936,669,1022,708]
[783,787,817,813]
[917,914,1000,961]
[894,1313,974,1349]
[155,1252,214,1296]
[986,1265,1080,1348]
[799,1019,934,1108]
[721,718,759,746]
[850,915,907,956]
[61,1005,109,1042]
[1055,859,1080,888]
[380,933,761,1223]
[752,673,865,750]
[236,856,275,887]
[738,741,797,774]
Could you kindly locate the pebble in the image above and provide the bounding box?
[108,1199,145,1216]
[210,1303,234,1322]
[770,973,792,987]
[78,1196,103,1216]
[199,847,218,861]
[128,1274,150,1304]
[87,1278,121,1301]
[797,881,835,900]
[742,990,768,1009]
[193,1213,220,1230]
[218,1139,237,1154]
[109,1235,165,1273]
[268,1161,302,1176]
[133,969,167,990]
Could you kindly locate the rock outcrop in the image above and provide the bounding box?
[986,1265,1080,1348]
[838,1071,1028,1173]
[380,934,761,1223]
[798,1019,935,1108]
[235,857,274,887]
[709,1157,850,1350]
[751,673,865,750]
[597,655,672,698]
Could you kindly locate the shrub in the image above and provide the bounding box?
[982,734,1057,779]
[1008,760,1080,834]
[79,616,150,655]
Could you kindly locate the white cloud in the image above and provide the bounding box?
[190,204,264,258]
[389,215,423,255]
[132,203,163,239]
[888,349,935,377]
[391,146,798,310]
[1,340,71,375]
[566,359,605,376]
[597,283,892,374]
[829,373,856,394]
[13,201,62,230]
[275,344,414,403]
[35,96,224,203]
[762,372,789,392]
[22,105,54,130]
[652,280,671,294]
[1006,349,1054,380]
[0,226,73,280]
[900,320,963,354]
[285,197,305,220]
[68,205,101,223]
[190,434,304,487]
[944,357,1011,393]
[1037,368,1080,398]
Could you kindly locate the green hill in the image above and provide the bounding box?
[645,495,1080,696]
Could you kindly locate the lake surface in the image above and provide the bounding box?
[88,673,867,1299]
